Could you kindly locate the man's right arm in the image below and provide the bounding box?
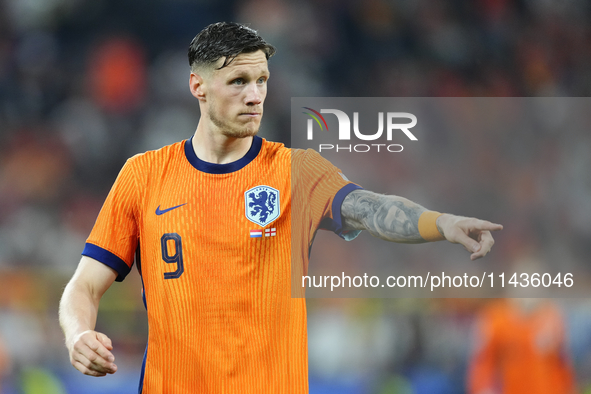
[341,189,502,260]
[59,256,118,377]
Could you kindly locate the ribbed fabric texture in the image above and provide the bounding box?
[85,138,354,393]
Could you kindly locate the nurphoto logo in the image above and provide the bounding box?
[302,107,418,153]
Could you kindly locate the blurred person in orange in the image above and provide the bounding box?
[0,333,10,393]
[467,298,577,394]
[59,22,502,393]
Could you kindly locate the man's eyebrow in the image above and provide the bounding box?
[225,68,270,79]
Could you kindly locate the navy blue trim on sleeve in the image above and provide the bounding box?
[82,243,132,282]
[184,135,262,174]
[320,183,363,240]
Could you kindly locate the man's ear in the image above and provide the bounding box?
[189,72,206,101]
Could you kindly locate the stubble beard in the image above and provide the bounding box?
[208,105,261,139]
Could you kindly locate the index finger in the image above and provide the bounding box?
[97,332,113,352]
[83,335,115,362]
[464,220,503,232]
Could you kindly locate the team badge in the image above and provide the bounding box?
[245,185,280,227]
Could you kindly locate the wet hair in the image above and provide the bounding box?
[188,22,276,72]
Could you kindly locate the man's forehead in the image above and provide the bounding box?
[214,50,268,73]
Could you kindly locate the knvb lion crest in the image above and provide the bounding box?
[245,185,280,227]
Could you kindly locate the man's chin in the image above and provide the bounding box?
[221,127,259,139]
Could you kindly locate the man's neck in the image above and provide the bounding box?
[191,123,254,164]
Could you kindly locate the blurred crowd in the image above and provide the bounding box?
[1,0,591,393]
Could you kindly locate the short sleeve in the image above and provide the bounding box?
[82,157,140,281]
[292,149,362,241]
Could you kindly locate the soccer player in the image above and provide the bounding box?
[467,298,577,394]
[59,22,503,393]
[0,333,9,393]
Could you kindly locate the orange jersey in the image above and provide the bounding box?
[467,299,576,394]
[83,136,360,393]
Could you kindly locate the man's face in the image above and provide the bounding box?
[201,50,269,138]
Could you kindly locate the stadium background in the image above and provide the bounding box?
[0,0,591,393]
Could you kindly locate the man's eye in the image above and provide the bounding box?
[257,77,267,84]
[232,79,244,85]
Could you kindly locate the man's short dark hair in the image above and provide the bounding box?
[188,22,276,71]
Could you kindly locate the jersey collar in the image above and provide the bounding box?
[184,135,263,174]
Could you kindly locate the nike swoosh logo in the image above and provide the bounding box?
[156,203,187,215]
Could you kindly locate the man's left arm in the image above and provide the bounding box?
[340,189,503,260]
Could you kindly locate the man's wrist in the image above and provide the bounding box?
[435,213,449,239]
[65,328,91,351]
[418,211,446,242]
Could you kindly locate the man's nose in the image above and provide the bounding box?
[244,83,263,106]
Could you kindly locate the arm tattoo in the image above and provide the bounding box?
[341,189,428,243]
